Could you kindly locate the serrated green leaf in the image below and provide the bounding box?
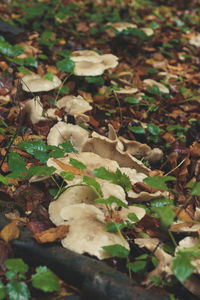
[0,281,7,300]
[127,260,147,272]
[49,148,65,159]
[8,152,27,174]
[60,171,75,180]
[152,206,175,228]
[7,281,30,300]
[83,176,103,196]
[5,258,29,274]
[96,195,128,208]
[5,271,16,279]
[0,174,8,185]
[33,150,48,163]
[94,167,116,181]
[43,72,54,81]
[69,158,86,170]
[143,176,175,191]
[59,140,78,153]
[56,58,75,73]
[31,266,60,292]
[102,244,129,258]
[173,253,194,283]
[105,221,118,233]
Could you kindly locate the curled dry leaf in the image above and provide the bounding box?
[33,225,69,244]
[0,221,20,243]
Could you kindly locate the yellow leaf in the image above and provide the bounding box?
[0,221,20,243]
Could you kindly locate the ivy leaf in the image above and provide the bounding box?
[0,281,7,300]
[127,260,147,272]
[143,176,175,191]
[8,152,27,174]
[69,158,86,170]
[102,244,130,258]
[31,266,60,292]
[173,253,194,283]
[83,176,103,196]
[96,195,128,208]
[5,258,29,275]
[7,281,30,300]
[56,58,75,73]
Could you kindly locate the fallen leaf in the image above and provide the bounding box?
[53,158,85,175]
[33,225,69,243]
[0,221,20,243]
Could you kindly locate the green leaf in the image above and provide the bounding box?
[17,67,31,75]
[188,182,200,196]
[147,123,160,136]
[8,152,27,174]
[0,174,8,185]
[27,165,55,177]
[0,281,7,300]
[24,56,38,68]
[31,266,60,292]
[127,213,139,222]
[124,97,139,104]
[143,176,175,191]
[69,158,86,170]
[7,281,30,300]
[127,260,147,272]
[96,195,128,208]
[102,244,129,258]
[83,176,103,196]
[56,58,75,73]
[5,271,17,279]
[151,198,174,207]
[48,148,65,159]
[173,253,194,283]
[43,72,54,81]
[19,140,47,156]
[85,76,104,86]
[60,171,75,180]
[129,125,146,135]
[33,150,48,163]
[152,206,175,228]
[94,167,131,192]
[5,258,29,274]
[105,221,118,233]
[59,140,78,153]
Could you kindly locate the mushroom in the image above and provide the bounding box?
[47,122,89,151]
[22,74,61,92]
[59,203,130,260]
[24,96,46,124]
[106,22,153,38]
[70,50,118,76]
[56,95,92,115]
[189,33,200,47]
[143,79,169,94]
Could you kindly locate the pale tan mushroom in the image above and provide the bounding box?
[70,50,118,76]
[22,74,61,92]
[56,95,92,115]
[106,22,153,38]
[189,33,200,47]
[119,206,146,222]
[59,203,130,260]
[24,96,46,124]
[143,79,169,94]
[115,87,139,94]
[47,122,89,150]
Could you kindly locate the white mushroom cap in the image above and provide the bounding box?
[115,87,138,94]
[24,96,46,124]
[22,74,61,92]
[60,203,130,259]
[189,33,200,47]
[70,50,118,76]
[47,122,89,150]
[106,22,137,37]
[143,79,169,94]
[119,206,146,222]
[56,95,92,115]
[141,27,154,36]
[71,50,102,63]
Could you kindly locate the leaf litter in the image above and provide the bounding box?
[1,0,200,299]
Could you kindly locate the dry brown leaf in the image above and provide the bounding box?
[53,158,85,175]
[190,142,200,157]
[0,221,20,243]
[33,225,69,244]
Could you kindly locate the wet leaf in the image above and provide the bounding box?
[31,266,60,292]
[0,221,20,243]
[5,258,29,274]
[7,281,30,300]
[102,244,129,258]
[173,253,194,283]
